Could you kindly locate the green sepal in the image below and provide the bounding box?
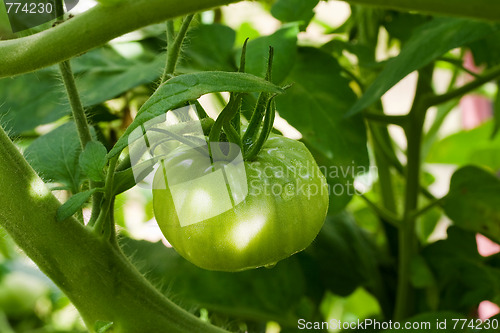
[241,47,275,157]
[244,97,277,160]
[108,71,283,158]
[208,94,241,144]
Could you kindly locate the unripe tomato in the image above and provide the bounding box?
[153,135,328,271]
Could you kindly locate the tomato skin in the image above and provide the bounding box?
[153,135,329,271]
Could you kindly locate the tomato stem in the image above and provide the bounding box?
[394,65,434,321]
[59,58,105,225]
[166,20,175,47]
[59,61,92,150]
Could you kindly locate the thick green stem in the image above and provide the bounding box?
[394,67,433,321]
[0,0,238,78]
[394,116,423,321]
[0,125,228,333]
[162,14,195,82]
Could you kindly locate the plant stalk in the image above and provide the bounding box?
[427,64,500,106]
[59,58,105,224]
[162,14,195,82]
[394,67,433,321]
[59,61,92,149]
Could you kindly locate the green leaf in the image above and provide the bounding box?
[321,288,382,324]
[469,29,500,67]
[108,71,284,157]
[119,237,309,328]
[0,68,67,135]
[348,18,498,116]
[241,24,299,84]
[276,47,369,212]
[410,255,435,288]
[416,200,442,244]
[422,227,500,312]
[178,24,236,72]
[77,55,165,108]
[24,122,84,192]
[426,121,500,169]
[303,212,380,297]
[235,22,260,46]
[493,82,500,138]
[271,0,319,27]
[443,166,500,244]
[382,12,430,43]
[321,39,378,69]
[94,320,114,333]
[79,141,108,182]
[56,188,98,222]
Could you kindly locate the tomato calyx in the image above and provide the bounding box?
[206,40,281,162]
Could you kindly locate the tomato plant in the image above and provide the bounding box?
[1,0,500,333]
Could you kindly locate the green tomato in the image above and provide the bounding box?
[152,135,329,271]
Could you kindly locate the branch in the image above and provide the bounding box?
[363,111,408,127]
[409,197,445,219]
[426,64,500,107]
[437,56,482,79]
[341,0,500,21]
[358,193,401,227]
[0,0,238,78]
